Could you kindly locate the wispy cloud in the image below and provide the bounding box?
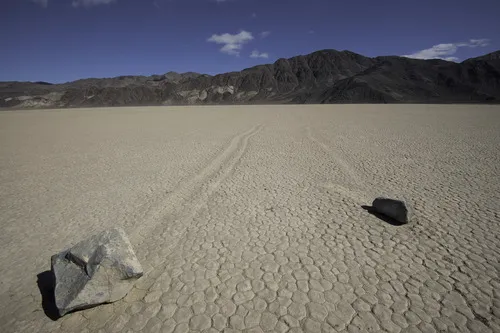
[402,39,490,62]
[308,30,315,34]
[250,50,269,59]
[207,31,254,56]
[32,0,48,7]
[32,0,118,8]
[72,0,117,8]
[260,31,271,38]
[251,13,257,18]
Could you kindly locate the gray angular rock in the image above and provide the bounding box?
[51,228,143,316]
[372,197,413,224]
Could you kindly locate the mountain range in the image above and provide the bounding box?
[2,49,500,109]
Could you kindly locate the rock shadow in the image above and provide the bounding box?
[36,270,60,321]
[361,205,406,226]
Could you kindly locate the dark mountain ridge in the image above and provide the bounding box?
[2,49,499,108]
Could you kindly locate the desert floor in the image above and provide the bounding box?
[0,105,499,333]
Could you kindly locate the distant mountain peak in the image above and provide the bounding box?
[465,50,500,62]
[1,49,499,108]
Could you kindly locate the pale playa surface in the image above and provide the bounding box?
[0,105,499,333]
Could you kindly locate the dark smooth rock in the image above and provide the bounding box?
[372,197,413,224]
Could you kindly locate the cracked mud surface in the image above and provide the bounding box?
[1,105,499,332]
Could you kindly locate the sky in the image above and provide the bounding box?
[1,0,499,83]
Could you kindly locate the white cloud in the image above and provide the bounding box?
[32,0,48,7]
[403,39,490,62]
[250,50,269,59]
[260,31,271,38]
[251,13,257,18]
[457,39,490,47]
[72,0,116,8]
[33,0,120,8]
[207,31,254,56]
[308,30,315,34]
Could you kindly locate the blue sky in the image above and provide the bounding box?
[1,0,499,83]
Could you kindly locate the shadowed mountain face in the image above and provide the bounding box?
[2,50,500,108]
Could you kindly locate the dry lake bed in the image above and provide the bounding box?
[0,105,499,333]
